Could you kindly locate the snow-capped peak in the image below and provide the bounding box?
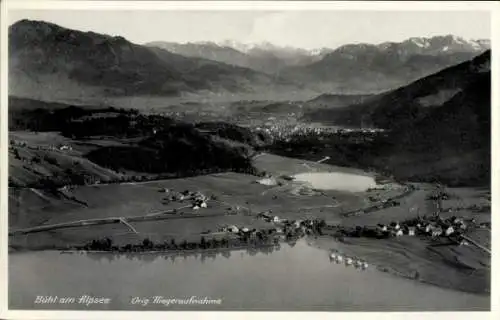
[408,37,430,48]
[197,34,489,58]
[217,40,327,56]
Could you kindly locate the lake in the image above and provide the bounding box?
[9,239,488,311]
[293,172,377,192]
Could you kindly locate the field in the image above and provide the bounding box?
[8,131,126,187]
[9,150,407,246]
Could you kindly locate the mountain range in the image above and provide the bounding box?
[148,35,489,93]
[9,19,491,101]
[146,40,330,74]
[9,19,298,101]
[282,35,489,93]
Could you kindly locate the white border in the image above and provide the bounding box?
[3,1,498,11]
[1,1,499,320]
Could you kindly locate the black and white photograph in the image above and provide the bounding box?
[1,0,497,316]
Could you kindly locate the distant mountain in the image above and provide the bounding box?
[9,19,298,101]
[219,40,332,60]
[146,41,284,73]
[146,40,329,74]
[239,41,331,68]
[306,51,491,185]
[283,35,490,93]
[146,36,488,91]
[379,35,490,56]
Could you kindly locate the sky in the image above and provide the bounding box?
[8,10,491,49]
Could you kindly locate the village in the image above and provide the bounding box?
[69,184,490,264]
[253,120,384,144]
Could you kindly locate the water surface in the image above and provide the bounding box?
[9,240,488,311]
[293,172,377,192]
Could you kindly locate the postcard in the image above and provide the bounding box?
[1,1,497,319]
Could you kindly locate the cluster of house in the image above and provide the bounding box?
[210,212,326,244]
[336,128,385,134]
[218,220,316,240]
[160,188,209,210]
[254,122,336,142]
[376,222,414,237]
[9,140,73,152]
[219,225,250,234]
[256,122,386,141]
[257,212,325,236]
[43,144,73,151]
[9,140,28,148]
[257,212,283,224]
[42,144,73,151]
[377,215,469,240]
[58,144,73,151]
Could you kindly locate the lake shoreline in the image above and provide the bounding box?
[308,235,490,297]
[61,243,279,255]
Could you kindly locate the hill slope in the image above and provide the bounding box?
[305,51,491,186]
[306,50,490,128]
[9,99,258,188]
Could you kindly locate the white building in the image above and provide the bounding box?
[425,224,433,234]
[59,145,72,151]
[407,227,416,236]
[257,177,278,186]
[445,226,455,236]
[377,225,388,232]
[431,227,443,237]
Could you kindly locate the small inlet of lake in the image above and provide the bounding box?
[293,172,378,192]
